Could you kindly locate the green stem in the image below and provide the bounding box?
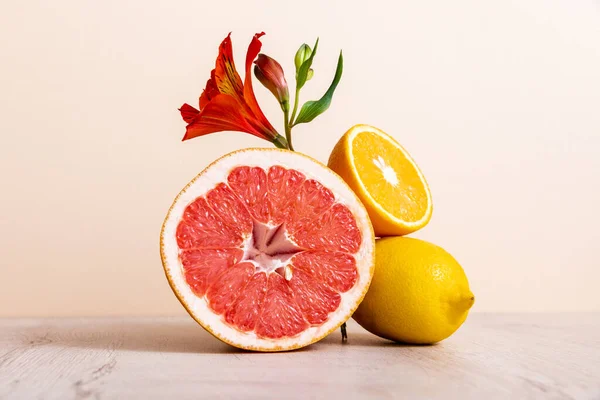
[283,107,294,151]
[289,87,301,127]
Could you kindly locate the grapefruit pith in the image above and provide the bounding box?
[160,149,375,351]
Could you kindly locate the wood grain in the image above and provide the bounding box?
[1,314,599,399]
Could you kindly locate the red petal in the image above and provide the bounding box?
[242,33,265,112]
[182,94,264,141]
[199,70,219,109]
[242,32,278,138]
[214,33,244,101]
[179,103,199,123]
[198,33,244,110]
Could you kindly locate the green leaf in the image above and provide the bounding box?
[296,38,319,90]
[293,51,343,126]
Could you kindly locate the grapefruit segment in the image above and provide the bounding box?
[291,203,362,253]
[286,179,336,234]
[227,166,271,224]
[255,273,309,339]
[224,272,268,332]
[267,166,306,225]
[180,248,243,296]
[177,197,241,248]
[288,268,341,325]
[205,183,253,237]
[161,149,375,351]
[206,262,255,314]
[291,251,358,292]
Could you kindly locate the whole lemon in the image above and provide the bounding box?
[353,237,474,344]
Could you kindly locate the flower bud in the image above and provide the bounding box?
[306,69,314,81]
[254,54,289,112]
[294,44,312,73]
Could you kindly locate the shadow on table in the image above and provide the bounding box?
[316,329,435,348]
[21,318,433,355]
[34,318,242,355]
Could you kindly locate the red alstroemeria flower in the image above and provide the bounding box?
[179,32,288,148]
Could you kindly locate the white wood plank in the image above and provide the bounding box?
[0,314,599,399]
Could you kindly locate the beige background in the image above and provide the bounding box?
[1,0,599,317]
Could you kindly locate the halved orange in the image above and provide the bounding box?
[328,124,433,236]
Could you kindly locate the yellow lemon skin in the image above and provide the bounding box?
[353,237,474,344]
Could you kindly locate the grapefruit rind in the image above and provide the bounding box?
[160,148,375,351]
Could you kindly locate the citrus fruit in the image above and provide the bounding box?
[328,124,433,236]
[352,237,474,344]
[160,148,375,351]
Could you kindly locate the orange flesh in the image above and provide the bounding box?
[352,130,429,222]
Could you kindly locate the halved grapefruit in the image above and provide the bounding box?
[160,149,375,351]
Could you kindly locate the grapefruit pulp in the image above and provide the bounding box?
[160,149,374,351]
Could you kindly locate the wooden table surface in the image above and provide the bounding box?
[0,313,598,399]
